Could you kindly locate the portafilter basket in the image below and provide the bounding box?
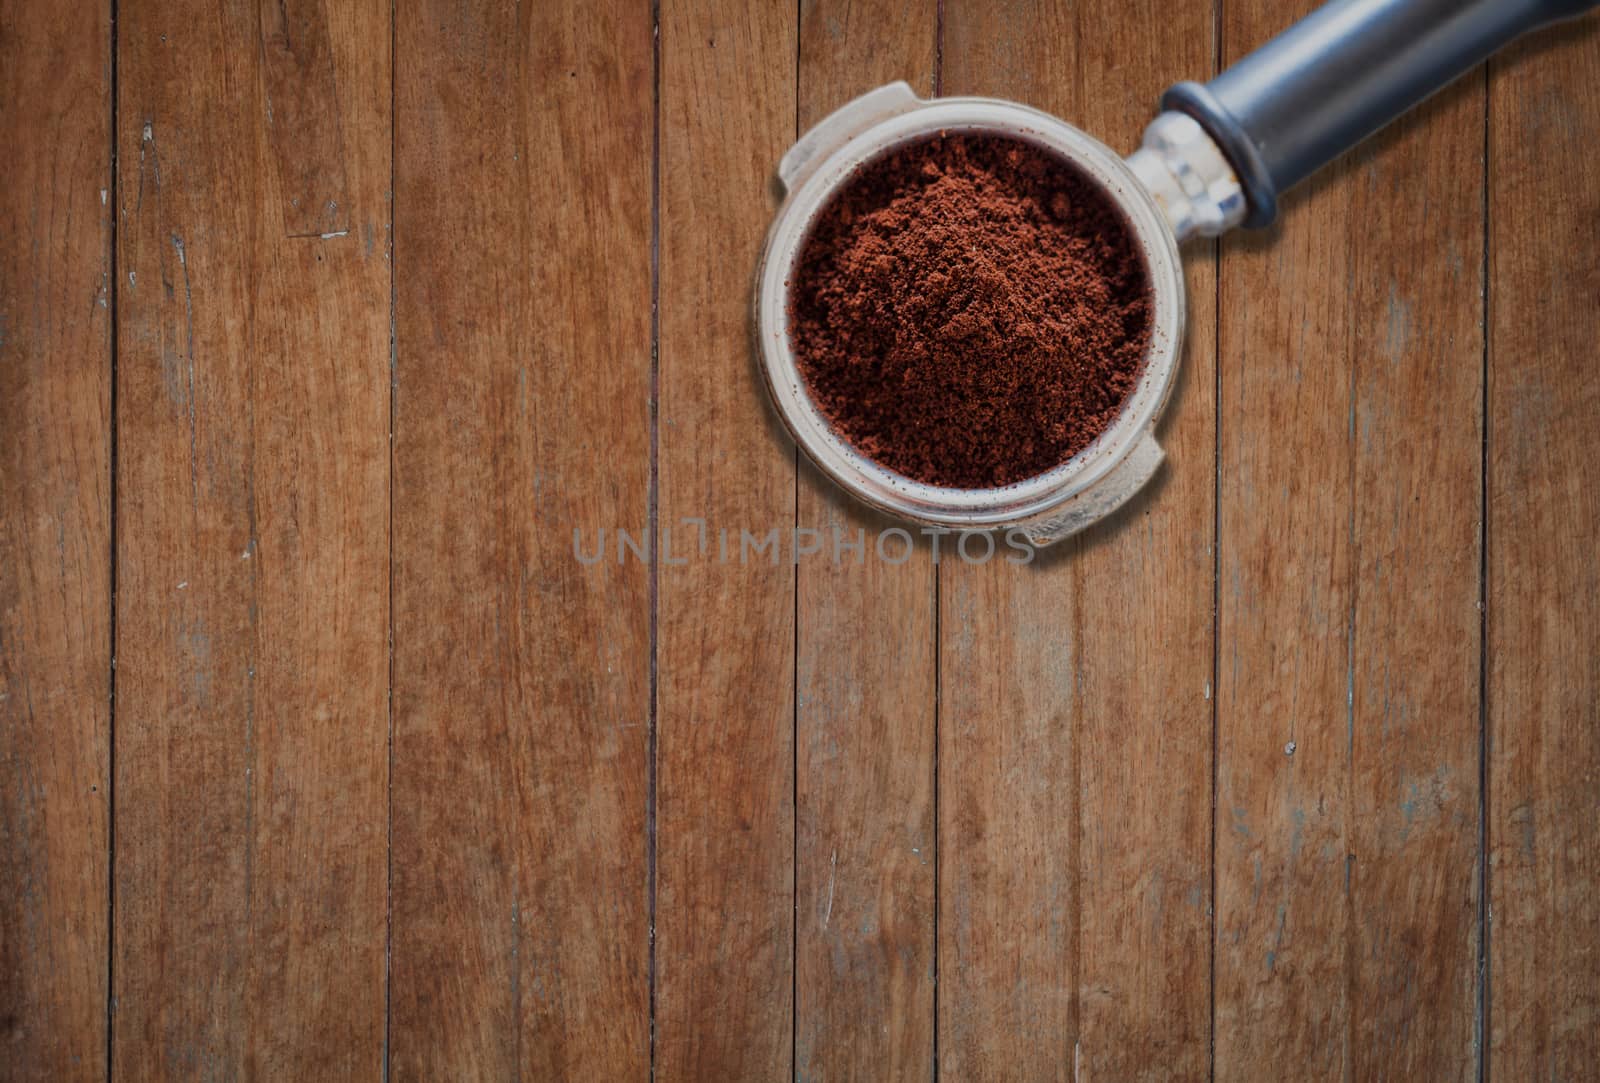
[756,0,1597,545]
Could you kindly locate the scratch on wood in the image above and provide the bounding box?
[822,850,836,929]
[170,232,199,513]
[137,121,160,213]
[511,899,522,1076]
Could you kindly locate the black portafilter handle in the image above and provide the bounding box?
[1163,0,1600,228]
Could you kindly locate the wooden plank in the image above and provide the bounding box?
[390,0,653,1077]
[0,0,111,1078]
[1038,8,1218,1080]
[792,5,938,1080]
[655,2,797,1077]
[113,0,389,1076]
[1213,2,1484,1076]
[258,0,351,238]
[1488,24,1600,1079]
[938,2,1217,1078]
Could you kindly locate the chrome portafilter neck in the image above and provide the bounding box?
[1125,113,1248,243]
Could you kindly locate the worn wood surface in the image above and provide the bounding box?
[2,1,1598,1079]
[1488,24,1600,1081]
[391,0,652,1078]
[1212,1,1487,1077]
[655,3,797,1079]
[0,1,111,1079]
[112,0,390,1078]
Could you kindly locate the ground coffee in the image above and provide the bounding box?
[789,133,1152,489]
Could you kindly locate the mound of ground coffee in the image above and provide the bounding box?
[789,133,1152,489]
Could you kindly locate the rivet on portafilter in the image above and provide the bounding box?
[756,0,1598,546]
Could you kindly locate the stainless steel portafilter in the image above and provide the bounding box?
[756,0,1598,545]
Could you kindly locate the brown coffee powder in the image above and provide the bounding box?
[788,133,1152,489]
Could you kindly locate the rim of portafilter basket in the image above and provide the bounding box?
[755,85,1189,545]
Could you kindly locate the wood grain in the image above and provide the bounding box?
[1488,23,1600,1079]
[113,0,390,1076]
[1213,2,1485,1077]
[390,0,652,1077]
[258,0,351,238]
[939,1,1217,1077]
[655,1,797,1078]
[5,3,1600,1079]
[0,0,111,1078]
[793,6,938,1080]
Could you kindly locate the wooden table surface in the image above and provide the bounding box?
[4,0,1597,1079]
